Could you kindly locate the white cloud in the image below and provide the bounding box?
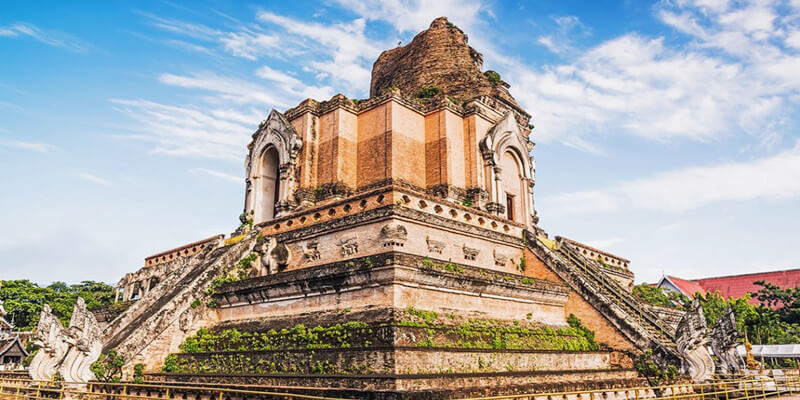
[79,172,111,185]
[256,11,386,93]
[499,0,800,149]
[158,72,286,107]
[537,36,568,54]
[786,30,800,49]
[138,12,221,40]
[0,139,53,153]
[541,141,800,215]
[189,168,241,183]
[109,98,252,161]
[220,29,281,60]
[255,66,335,100]
[0,22,91,53]
[331,0,484,34]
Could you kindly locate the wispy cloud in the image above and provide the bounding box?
[331,0,485,34]
[536,15,588,55]
[137,11,221,40]
[0,22,92,53]
[189,167,241,183]
[79,172,111,185]
[480,0,800,152]
[109,98,251,161]
[220,28,281,60]
[540,141,800,215]
[158,72,286,106]
[0,139,53,153]
[256,11,387,93]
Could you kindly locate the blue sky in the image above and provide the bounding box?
[2,0,799,286]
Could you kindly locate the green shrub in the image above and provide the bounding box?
[484,70,501,84]
[133,363,145,384]
[90,350,125,382]
[417,85,440,98]
[162,354,180,373]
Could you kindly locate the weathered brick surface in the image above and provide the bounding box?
[523,248,638,351]
[370,17,522,112]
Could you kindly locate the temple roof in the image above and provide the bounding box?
[370,17,525,114]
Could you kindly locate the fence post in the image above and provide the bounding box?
[724,380,730,400]
[745,380,750,400]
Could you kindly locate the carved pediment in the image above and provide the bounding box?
[480,112,534,179]
[247,109,303,177]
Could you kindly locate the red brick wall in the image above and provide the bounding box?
[523,248,637,352]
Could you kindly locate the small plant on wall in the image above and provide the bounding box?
[90,349,125,383]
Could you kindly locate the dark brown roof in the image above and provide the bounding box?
[0,336,27,358]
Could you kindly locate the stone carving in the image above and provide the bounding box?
[338,235,359,257]
[426,236,445,254]
[270,243,290,271]
[29,305,69,381]
[485,202,506,214]
[380,223,408,247]
[711,306,744,374]
[102,233,255,374]
[253,237,290,274]
[675,301,715,382]
[253,236,274,276]
[463,245,479,261]
[29,299,103,383]
[493,249,509,267]
[303,239,321,261]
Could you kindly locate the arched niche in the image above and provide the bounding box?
[253,146,281,222]
[479,112,536,226]
[500,150,525,222]
[244,110,303,224]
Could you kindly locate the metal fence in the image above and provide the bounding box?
[0,375,797,400]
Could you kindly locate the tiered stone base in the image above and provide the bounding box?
[146,369,643,400]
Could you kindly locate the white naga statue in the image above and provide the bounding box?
[711,306,745,374]
[29,298,103,383]
[675,300,715,382]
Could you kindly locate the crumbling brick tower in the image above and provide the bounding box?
[105,17,681,399]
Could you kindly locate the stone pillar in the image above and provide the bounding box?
[275,162,296,217]
[250,175,263,223]
[494,166,503,204]
[528,179,536,222]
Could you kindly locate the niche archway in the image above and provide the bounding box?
[254,146,281,222]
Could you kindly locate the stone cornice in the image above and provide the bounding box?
[283,90,532,137]
[214,251,569,308]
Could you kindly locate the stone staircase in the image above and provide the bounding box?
[525,231,681,365]
[102,233,258,368]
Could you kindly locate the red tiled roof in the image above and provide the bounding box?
[666,276,706,297]
[694,269,800,307]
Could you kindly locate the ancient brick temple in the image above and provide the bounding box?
[94,17,686,399]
